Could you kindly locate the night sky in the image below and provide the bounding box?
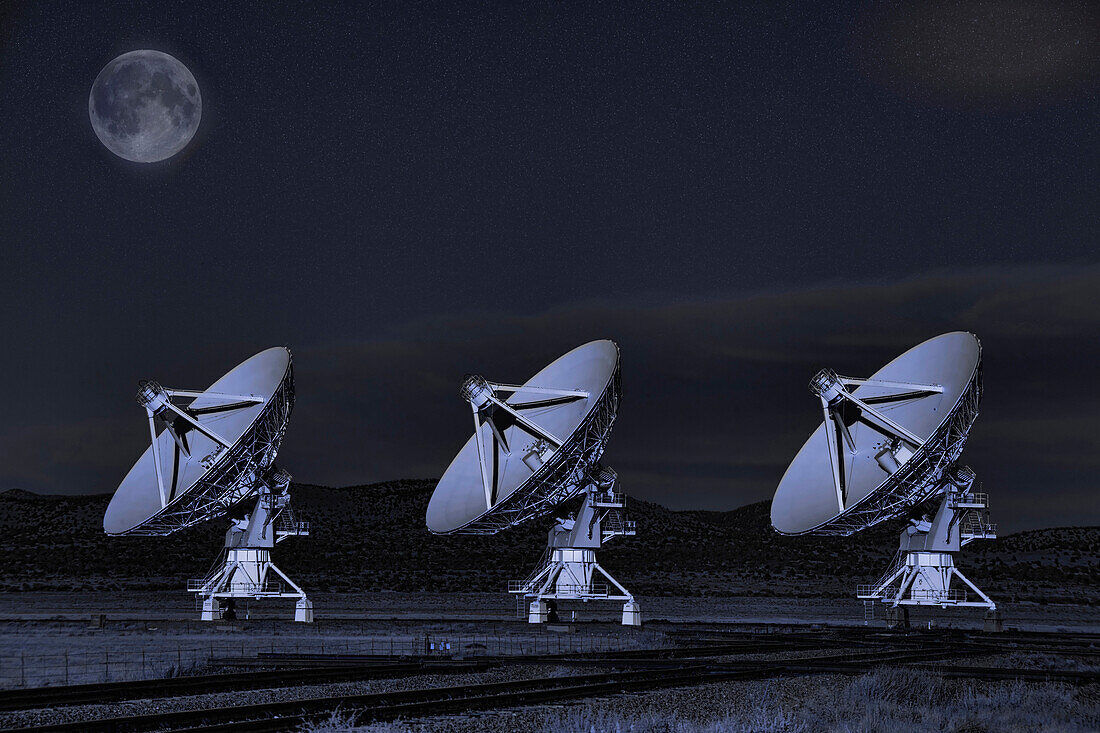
[1,2,1097,533]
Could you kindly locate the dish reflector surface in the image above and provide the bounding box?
[771,332,981,536]
[104,347,293,535]
[427,340,620,534]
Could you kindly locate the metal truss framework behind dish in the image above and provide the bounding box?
[123,367,294,536]
[801,363,982,537]
[449,367,621,535]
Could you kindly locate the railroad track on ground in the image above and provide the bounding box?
[16,642,1086,733]
[668,626,1100,653]
[0,637,858,713]
[0,660,488,713]
[4,629,1096,732]
[5,666,716,733]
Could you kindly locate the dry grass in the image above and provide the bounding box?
[300,667,1099,732]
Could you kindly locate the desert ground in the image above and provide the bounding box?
[1,488,1095,729]
[1,590,1097,689]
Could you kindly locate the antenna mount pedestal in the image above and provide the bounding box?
[857,466,997,613]
[509,468,640,626]
[187,467,312,622]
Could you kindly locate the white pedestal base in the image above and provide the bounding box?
[528,600,549,624]
[622,600,642,626]
[295,598,314,623]
[510,483,638,626]
[201,597,221,621]
[858,483,996,615]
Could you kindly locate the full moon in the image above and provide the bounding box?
[88,50,201,163]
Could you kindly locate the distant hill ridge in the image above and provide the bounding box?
[0,481,1095,602]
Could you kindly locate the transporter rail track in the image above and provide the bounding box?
[4,630,1095,733]
[0,660,489,713]
[0,637,842,712]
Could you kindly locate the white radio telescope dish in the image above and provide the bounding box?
[105,348,292,535]
[428,339,620,535]
[427,340,641,625]
[772,331,982,536]
[104,347,313,622]
[771,332,999,623]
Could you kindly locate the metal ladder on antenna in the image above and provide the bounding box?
[863,600,876,625]
[858,550,903,600]
[509,551,553,594]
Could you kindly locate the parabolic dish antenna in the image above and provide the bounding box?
[104,347,312,622]
[771,331,982,537]
[771,332,998,623]
[105,348,293,535]
[428,339,621,535]
[427,340,641,625]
